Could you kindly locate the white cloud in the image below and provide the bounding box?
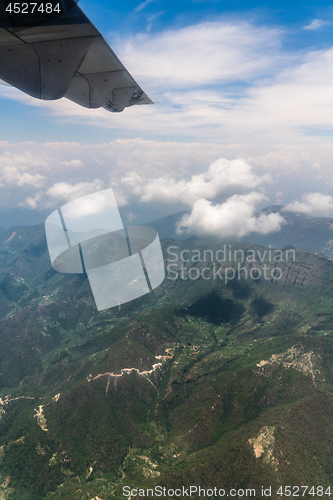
[59,160,84,169]
[123,157,270,205]
[176,192,285,238]
[2,15,333,224]
[0,140,257,209]
[133,0,154,13]
[2,19,333,145]
[21,192,43,209]
[46,180,105,202]
[0,166,45,187]
[284,193,333,217]
[2,139,333,215]
[239,49,333,131]
[20,180,105,209]
[21,178,130,211]
[304,19,326,30]
[116,21,284,87]
[0,151,47,189]
[60,190,121,219]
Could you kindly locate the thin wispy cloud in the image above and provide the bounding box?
[117,21,285,87]
[133,0,154,14]
[304,19,326,30]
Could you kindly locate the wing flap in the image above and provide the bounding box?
[35,36,95,99]
[76,35,124,74]
[66,70,124,108]
[64,73,90,107]
[0,41,40,98]
[83,71,123,108]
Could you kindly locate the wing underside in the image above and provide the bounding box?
[0,2,152,112]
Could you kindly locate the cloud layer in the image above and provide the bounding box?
[0,139,333,223]
[122,158,270,205]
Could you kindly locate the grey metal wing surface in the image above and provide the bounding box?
[0,1,152,112]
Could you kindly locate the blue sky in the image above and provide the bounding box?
[2,0,333,143]
[1,0,333,236]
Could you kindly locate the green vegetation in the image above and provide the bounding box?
[0,227,332,497]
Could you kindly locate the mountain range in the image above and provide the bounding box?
[2,204,333,258]
[0,221,331,498]
[148,206,333,258]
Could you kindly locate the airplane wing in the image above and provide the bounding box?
[0,0,153,112]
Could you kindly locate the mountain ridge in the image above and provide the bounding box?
[146,206,333,258]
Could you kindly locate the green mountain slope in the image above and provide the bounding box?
[0,226,332,498]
